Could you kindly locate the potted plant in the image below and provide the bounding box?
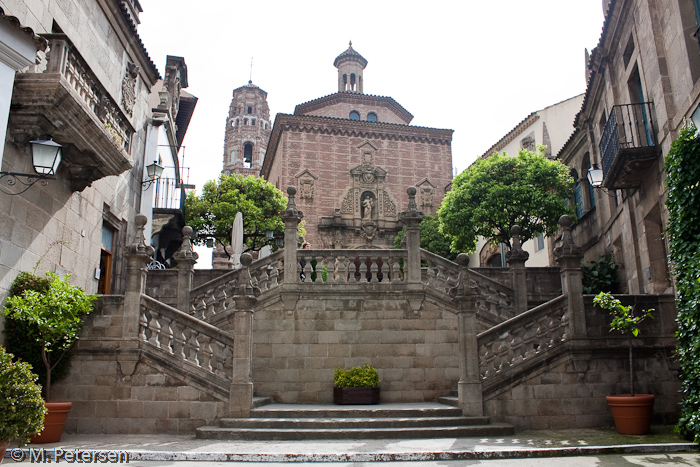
[3,272,95,443]
[593,292,654,435]
[333,363,381,405]
[0,346,46,460]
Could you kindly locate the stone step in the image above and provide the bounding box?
[249,404,464,419]
[216,415,490,429]
[196,423,515,441]
[436,395,459,407]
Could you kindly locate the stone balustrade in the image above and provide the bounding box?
[477,295,568,382]
[138,295,234,397]
[295,249,407,284]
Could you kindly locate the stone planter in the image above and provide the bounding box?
[333,387,380,405]
[30,402,72,444]
[0,440,9,465]
[606,394,655,435]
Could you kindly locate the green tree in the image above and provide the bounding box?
[438,146,574,253]
[665,123,700,443]
[185,174,287,251]
[393,215,459,261]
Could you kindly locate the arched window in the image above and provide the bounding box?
[349,111,360,121]
[244,143,253,168]
[251,119,256,126]
[367,112,378,122]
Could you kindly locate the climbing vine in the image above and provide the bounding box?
[665,123,700,443]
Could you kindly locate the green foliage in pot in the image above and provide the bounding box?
[582,255,619,294]
[3,272,75,391]
[666,122,700,442]
[3,272,96,401]
[593,292,653,396]
[334,363,380,388]
[0,346,47,446]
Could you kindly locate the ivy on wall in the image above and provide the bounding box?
[665,124,700,443]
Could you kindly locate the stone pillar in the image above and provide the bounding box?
[554,215,586,339]
[172,226,199,313]
[119,214,154,377]
[229,253,257,417]
[505,225,529,314]
[453,253,483,416]
[279,186,303,313]
[399,187,424,313]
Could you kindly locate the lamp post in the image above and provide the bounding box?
[587,164,604,188]
[0,136,63,195]
[142,160,164,190]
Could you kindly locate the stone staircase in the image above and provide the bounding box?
[196,399,514,440]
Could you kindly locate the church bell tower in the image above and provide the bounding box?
[222,80,271,177]
[334,41,367,94]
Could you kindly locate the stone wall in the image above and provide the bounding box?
[252,292,460,404]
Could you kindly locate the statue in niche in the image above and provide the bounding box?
[362,195,374,220]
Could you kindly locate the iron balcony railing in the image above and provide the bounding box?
[599,102,656,178]
[153,177,185,210]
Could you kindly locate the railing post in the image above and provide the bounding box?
[120,214,154,376]
[399,186,424,313]
[506,225,529,314]
[229,253,257,417]
[554,215,586,339]
[279,186,303,312]
[452,253,483,416]
[172,225,199,313]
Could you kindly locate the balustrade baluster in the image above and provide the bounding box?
[157,316,174,354]
[211,341,226,376]
[147,310,162,348]
[184,330,200,366]
[510,334,524,366]
[369,258,379,283]
[337,255,347,283]
[326,256,336,284]
[496,337,510,373]
[198,335,213,372]
[269,262,280,288]
[138,307,149,342]
[170,321,186,360]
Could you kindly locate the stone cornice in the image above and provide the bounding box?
[294,92,414,124]
[111,0,160,82]
[261,114,454,179]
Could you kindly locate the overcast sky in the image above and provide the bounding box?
[137,0,605,192]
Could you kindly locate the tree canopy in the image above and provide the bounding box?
[437,146,574,253]
[185,174,287,251]
[393,215,459,261]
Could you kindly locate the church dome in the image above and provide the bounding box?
[333,41,368,69]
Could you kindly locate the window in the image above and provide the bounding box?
[367,112,377,122]
[98,223,115,294]
[247,106,252,114]
[349,111,360,121]
[243,143,253,168]
[534,233,545,252]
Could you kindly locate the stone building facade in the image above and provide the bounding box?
[0,1,194,312]
[260,43,454,249]
[558,0,700,295]
[221,81,271,178]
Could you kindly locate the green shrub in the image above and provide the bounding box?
[333,363,380,388]
[0,346,46,446]
[582,255,619,294]
[665,123,700,443]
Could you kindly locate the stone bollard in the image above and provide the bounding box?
[172,225,199,313]
[554,215,586,339]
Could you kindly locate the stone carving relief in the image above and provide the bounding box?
[416,178,436,213]
[121,62,139,117]
[340,191,354,214]
[520,132,536,152]
[295,169,318,200]
[164,66,182,119]
[383,192,397,217]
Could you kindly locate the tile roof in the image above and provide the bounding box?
[0,6,47,51]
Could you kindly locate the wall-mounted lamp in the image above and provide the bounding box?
[0,136,62,195]
[142,160,164,190]
[587,164,604,188]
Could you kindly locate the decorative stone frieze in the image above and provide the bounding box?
[121,61,139,116]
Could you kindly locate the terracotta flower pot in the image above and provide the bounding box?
[1,440,9,465]
[30,402,72,444]
[333,387,380,405]
[606,394,654,435]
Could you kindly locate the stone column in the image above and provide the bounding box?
[452,253,483,416]
[279,186,303,313]
[399,187,424,313]
[505,225,529,314]
[172,226,199,313]
[229,253,257,417]
[554,215,586,339]
[119,214,154,377]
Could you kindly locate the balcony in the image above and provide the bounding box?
[599,102,660,189]
[9,34,134,191]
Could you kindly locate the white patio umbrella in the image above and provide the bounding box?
[230,212,244,269]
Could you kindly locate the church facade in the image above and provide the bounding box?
[223,43,454,249]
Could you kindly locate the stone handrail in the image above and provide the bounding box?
[295,249,407,284]
[139,295,234,397]
[420,249,515,321]
[41,34,134,152]
[189,250,284,320]
[477,295,568,382]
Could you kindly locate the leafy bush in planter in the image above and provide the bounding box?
[665,123,700,443]
[582,255,619,294]
[0,346,47,446]
[3,272,96,400]
[334,364,380,388]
